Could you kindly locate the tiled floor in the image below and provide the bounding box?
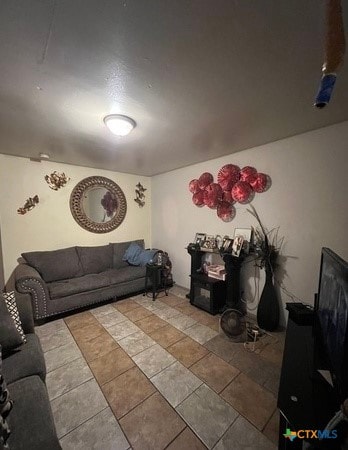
[37,285,285,450]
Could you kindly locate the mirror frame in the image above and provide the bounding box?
[70,176,127,233]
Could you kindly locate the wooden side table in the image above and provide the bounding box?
[143,263,169,301]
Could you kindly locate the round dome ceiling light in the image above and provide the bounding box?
[103,114,136,136]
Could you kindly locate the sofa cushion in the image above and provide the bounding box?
[7,375,61,450]
[76,245,113,275]
[22,247,82,283]
[0,296,24,356]
[2,334,46,384]
[48,273,111,299]
[106,266,146,285]
[111,240,145,269]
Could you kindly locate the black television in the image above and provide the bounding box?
[315,247,348,402]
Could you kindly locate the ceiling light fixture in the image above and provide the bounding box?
[103,114,136,136]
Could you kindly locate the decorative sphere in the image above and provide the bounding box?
[203,183,223,209]
[189,179,200,194]
[192,191,204,206]
[198,172,214,190]
[217,164,240,191]
[217,202,236,222]
[240,166,257,184]
[231,181,253,203]
[250,173,268,193]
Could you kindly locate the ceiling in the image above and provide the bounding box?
[0,0,347,176]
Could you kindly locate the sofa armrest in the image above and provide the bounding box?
[14,264,51,321]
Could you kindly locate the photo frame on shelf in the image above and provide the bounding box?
[221,237,233,252]
[233,228,253,254]
[231,235,244,257]
[201,235,217,252]
[194,233,206,247]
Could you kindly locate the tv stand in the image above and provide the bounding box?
[278,305,340,449]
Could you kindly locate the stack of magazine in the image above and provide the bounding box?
[207,264,226,281]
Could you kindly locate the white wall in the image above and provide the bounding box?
[151,122,348,324]
[0,155,151,281]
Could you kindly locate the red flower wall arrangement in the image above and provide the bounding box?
[189,165,271,222]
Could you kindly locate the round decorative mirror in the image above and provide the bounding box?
[70,176,127,233]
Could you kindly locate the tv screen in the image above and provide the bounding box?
[316,248,348,401]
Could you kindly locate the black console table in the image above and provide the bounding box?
[186,246,245,314]
[278,305,341,449]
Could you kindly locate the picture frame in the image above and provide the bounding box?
[232,235,244,257]
[194,233,206,247]
[221,237,233,252]
[201,235,217,251]
[233,228,253,254]
[233,228,252,242]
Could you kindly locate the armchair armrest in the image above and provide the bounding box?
[14,264,51,320]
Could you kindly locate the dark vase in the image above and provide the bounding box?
[257,262,279,331]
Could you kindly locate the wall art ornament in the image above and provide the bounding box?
[134,183,147,207]
[17,195,39,215]
[188,164,271,222]
[44,171,70,190]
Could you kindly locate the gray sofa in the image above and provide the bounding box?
[14,240,146,321]
[2,289,61,449]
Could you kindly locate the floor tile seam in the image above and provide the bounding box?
[45,353,90,376]
[162,426,206,450]
[94,311,128,326]
[218,388,275,433]
[152,310,199,332]
[149,332,187,350]
[57,405,112,441]
[106,381,157,422]
[46,358,82,374]
[102,321,143,342]
[40,336,77,354]
[43,342,82,366]
[260,405,278,433]
[48,370,94,402]
[180,333,213,347]
[223,369,278,402]
[174,389,215,447]
[209,412,240,448]
[174,384,241,449]
[188,362,241,395]
[68,324,106,345]
[118,339,158,358]
[116,388,201,449]
[62,325,105,359]
[235,412,278,445]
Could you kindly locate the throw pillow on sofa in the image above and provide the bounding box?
[0,294,25,356]
[2,292,26,344]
